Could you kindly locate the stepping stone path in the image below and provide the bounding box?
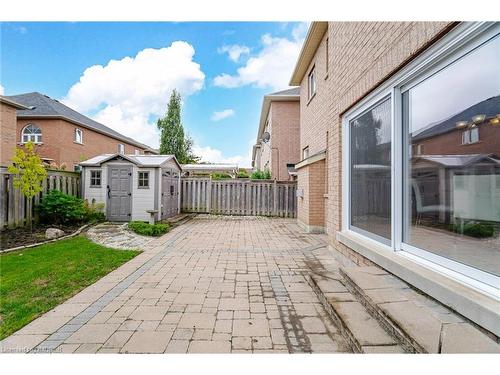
[86,222,153,250]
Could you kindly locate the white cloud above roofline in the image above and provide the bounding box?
[63,41,205,148]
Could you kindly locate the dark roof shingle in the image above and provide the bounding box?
[6,92,155,151]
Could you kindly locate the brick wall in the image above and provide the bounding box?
[270,101,300,180]
[15,118,147,170]
[0,102,19,167]
[255,100,300,181]
[298,21,453,264]
[297,159,326,231]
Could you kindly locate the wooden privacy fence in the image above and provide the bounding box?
[0,169,81,230]
[181,178,297,218]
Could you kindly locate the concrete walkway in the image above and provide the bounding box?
[0,215,351,353]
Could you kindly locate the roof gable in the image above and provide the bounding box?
[6,92,154,150]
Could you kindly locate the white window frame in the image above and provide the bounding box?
[302,146,310,160]
[118,143,125,154]
[308,66,316,99]
[21,124,42,144]
[75,128,83,144]
[341,22,500,294]
[89,170,101,188]
[138,171,149,189]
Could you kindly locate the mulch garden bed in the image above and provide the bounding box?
[0,223,82,251]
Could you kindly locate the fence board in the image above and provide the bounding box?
[180,178,296,218]
[0,170,81,231]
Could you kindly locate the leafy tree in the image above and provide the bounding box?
[157,89,199,164]
[7,142,48,230]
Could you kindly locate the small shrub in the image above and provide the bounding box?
[84,200,106,223]
[237,170,249,178]
[211,172,232,180]
[37,190,86,225]
[128,221,170,237]
[450,221,495,238]
[251,169,271,180]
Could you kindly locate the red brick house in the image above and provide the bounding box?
[252,87,300,181]
[0,92,157,170]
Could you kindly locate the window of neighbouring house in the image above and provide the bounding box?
[90,170,101,187]
[308,66,316,99]
[461,127,480,144]
[75,128,83,144]
[21,124,42,143]
[138,171,149,188]
[118,144,125,154]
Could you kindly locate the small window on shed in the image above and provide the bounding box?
[90,170,101,187]
[138,171,149,189]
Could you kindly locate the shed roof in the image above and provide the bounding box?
[80,153,181,169]
[413,154,500,167]
[182,163,238,171]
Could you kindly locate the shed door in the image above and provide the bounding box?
[107,166,132,221]
[162,169,178,218]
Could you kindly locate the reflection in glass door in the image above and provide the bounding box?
[402,35,500,278]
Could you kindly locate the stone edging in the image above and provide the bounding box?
[0,224,91,254]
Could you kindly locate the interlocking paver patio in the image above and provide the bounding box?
[0,215,351,353]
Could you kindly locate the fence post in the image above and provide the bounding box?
[207,177,212,214]
[273,179,278,216]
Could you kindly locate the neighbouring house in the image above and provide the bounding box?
[0,96,31,169]
[290,22,500,337]
[181,163,239,177]
[1,92,158,170]
[252,87,300,181]
[80,154,181,222]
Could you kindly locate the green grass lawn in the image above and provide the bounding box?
[0,236,140,340]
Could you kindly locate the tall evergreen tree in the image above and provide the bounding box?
[157,89,199,164]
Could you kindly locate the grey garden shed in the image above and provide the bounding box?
[80,153,181,222]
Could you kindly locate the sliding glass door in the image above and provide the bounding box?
[344,23,500,290]
[402,35,500,279]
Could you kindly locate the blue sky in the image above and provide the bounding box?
[0,22,307,166]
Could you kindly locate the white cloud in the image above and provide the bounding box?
[193,139,254,167]
[63,41,205,148]
[217,44,250,62]
[213,23,308,91]
[211,109,235,122]
[0,84,4,95]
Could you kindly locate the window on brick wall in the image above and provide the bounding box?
[325,38,329,75]
[118,143,125,154]
[308,66,316,99]
[75,128,83,144]
[302,146,310,160]
[21,124,42,143]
